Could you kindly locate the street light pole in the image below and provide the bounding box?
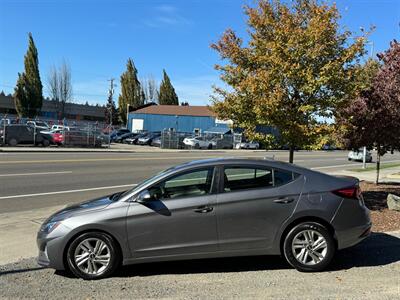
[107,78,115,149]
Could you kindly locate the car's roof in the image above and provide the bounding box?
[170,157,309,174]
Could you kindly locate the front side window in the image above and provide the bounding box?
[224,167,273,192]
[148,167,214,200]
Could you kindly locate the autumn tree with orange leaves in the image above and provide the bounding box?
[211,0,368,162]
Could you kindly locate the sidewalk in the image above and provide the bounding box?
[0,205,64,265]
[328,166,400,183]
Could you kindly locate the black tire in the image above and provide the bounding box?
[8,138,17,147]
[348,158,352,161]
[66,232,120,280]
[283,222,335,272]
[194,143,200,149]
[207,143,213,150]
[42,139,50,147]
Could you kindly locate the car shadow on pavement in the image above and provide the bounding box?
[114,232,400,277]
[328,232,400,271]
[0,266,44,276]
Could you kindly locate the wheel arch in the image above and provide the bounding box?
[278,216,337,255]
[62,228,124,271]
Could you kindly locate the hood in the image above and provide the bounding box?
[44,192,121,223]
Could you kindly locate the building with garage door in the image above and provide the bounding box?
[127,105,231,133]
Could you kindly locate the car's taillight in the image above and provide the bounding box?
[332,186,361,199]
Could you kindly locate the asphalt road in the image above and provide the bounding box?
[1,150,400,213]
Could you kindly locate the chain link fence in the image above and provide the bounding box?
[160,130,243,150]
[1,117,108,148]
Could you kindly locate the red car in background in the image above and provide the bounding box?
[52,132,64,145]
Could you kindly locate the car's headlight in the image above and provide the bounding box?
[40,221,60,233]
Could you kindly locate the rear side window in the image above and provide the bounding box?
[274,169,295,186]
[224,167,273,192]
[223,166,298,192]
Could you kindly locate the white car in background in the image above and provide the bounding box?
[183,136,216,149]
[235,141,260,150]
[51,125,70,131]
[26,120,50,130]
[348,149,373,162]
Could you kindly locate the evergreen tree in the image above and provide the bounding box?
[118,58,143,124]
[14,33,43,118]
[158,70,179,105]
[105,92,119,125]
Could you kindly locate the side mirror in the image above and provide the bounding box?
[135,190,152,203]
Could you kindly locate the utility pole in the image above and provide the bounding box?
[107,78,115,148]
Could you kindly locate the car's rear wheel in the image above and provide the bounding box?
[42,139,50,147]
[283,222,335,272]
[8,138,17,147]
[66,232,120,280]
[207,143,213,149]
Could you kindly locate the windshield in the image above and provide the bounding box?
[117,167,175,200]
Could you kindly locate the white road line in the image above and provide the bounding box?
[0,184,137,200]
[0,171,73,177]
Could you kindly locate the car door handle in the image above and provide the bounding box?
[194,206,213,213]
[273,197,294,204]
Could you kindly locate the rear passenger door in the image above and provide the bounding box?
[216,164,304,251]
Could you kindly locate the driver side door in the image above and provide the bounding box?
[126,167,219,259]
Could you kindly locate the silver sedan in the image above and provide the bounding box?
[37,158,371,279]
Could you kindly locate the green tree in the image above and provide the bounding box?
[118,58,144,124]
[337,41,400,184]
[211,0,368,163]
[158,70,179,105]
[14,33,43,118]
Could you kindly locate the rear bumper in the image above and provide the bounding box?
[331,199,372,250]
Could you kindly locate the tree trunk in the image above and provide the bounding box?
[376,144,381,185]
[289,145,294,163]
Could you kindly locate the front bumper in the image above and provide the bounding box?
[36,227,69,270]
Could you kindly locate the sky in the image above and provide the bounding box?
[0,0,399,106]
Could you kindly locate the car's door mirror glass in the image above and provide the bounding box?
[136,190,152,203]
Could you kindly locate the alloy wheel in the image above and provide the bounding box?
[74,238,111,275]
[291,229,328,265]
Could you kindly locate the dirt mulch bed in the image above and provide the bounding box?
[360,181,400,232]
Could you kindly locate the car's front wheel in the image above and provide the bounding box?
[66,232,120,280]
[283,222,335,272]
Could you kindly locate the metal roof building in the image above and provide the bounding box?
[127,105,230,133]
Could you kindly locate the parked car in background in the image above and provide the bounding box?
[151,136,161,147]
[235,141,260,149]
[37,158,371,279]
[125,132,148,145]
[348,149,373,162]
[110,129,131,142]
[114,132,138,143]
[212,137,233,149]
[51,125,69,132]
[183,136,216,149]
[51,132,64,146]
[26,120,50,130]
[63,129,102,147]
[137,132,161,145]
[0,124,52,146]
[0,118,10,127]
